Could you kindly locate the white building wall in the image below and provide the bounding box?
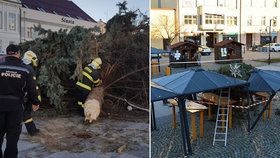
[241,0,280,47]
[151,9,178,49]
[0,0,21,54]
[178,0,240,46]
[21,8,97,42]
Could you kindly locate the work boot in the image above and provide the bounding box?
[25,121,40,136]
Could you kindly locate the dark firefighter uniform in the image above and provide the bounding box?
[0,55,39,158]
[22,64,41,135]
[76,65,101,115]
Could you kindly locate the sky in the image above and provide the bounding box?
[72,0,150,22]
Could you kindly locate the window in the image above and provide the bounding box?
[205,14,224,24]
[261,16,266,26]
[36,7,46,12]
[0,11,2,29]
[227,0,237,9]
[161,15,168,26]
[247,16,252,26]
[184,15,197,25]
[76,16,83,20]
[227,16,237,26]
[8,13,16,31]
[182,0,195,7]
[217,0,225,7]
[274,0,278,7]
[27,27,33,38]
[23,4,29,8]
[272,16,277,26]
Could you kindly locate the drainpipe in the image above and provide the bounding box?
[19,6,21,43]
[239,0,242,43]
[158,0,161,8]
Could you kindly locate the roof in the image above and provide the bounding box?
[152,69,249,96]
[170,41,199,50]
[248,69,280,93]
[151,82,177,102]
[21,0,96,22]
[214,40,244,47]
[151,47,170,54]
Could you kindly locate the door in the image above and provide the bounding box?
[246,33,253,49]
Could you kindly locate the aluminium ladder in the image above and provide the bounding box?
[213,88,230,146]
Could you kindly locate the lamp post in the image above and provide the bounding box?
[268,18,276,65]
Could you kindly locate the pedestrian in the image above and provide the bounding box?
[22,51,41,136]
[75,57,102,116]
[0,44,40,158]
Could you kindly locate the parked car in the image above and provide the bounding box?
[198,45,212,56]
[262,43,280,52]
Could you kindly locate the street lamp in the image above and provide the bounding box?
[268,18,276,65]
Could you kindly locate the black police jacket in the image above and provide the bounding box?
[0,56,40,111]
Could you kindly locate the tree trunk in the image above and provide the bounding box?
[84,86,104,123]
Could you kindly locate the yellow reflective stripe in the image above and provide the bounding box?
[24,118,33,124]
[84,67,92,73]
[33,76,36,80]
[93,78,100,84]
[78,101,84,108]
[38,95,42,102]
[82,71,93,82]
[76,82,91,91]
[36,86,39,90]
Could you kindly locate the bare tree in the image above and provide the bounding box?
[151,15,181,49]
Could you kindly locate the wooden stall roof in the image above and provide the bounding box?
[170,41,199,50]
[214,40,244,47]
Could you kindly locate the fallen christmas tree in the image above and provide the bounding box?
[20,3,149,117]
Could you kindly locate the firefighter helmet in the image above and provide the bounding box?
[22,51,38,67]
[89,57,102,69]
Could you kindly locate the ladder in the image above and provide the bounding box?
[213,88,230,146]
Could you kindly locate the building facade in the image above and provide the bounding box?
[21,0,98,42]
[153,0,280,49]
[0,0,21,54]
[0,0,100,54]
[178,0,240,47]
[151,0,178,49]
[240,0,280,49]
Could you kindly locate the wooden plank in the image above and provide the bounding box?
[172,105,177,128]
[191,113,197,140]
[200,111,204,138]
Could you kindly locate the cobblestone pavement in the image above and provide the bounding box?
[151,95,280,158]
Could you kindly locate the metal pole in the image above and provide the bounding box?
[179,97,193,155]
[249,94,275,131]
[151,102,157,130]
[178,98,188,156]
[246,87,251,132]
[269,19,272,65]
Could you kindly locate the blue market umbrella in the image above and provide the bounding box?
[151,82,177,131]
[247,69,280,131]
[151,82,177,102]
[153,69,249,95]
[152,69,249,156]
[248,69,280,93]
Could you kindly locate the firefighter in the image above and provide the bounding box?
[76,57,102,116]
[0,44,40,158]
[22,51,41,136]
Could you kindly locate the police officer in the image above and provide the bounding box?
[76,57,102,116]
[0,44,40,158]
[22,51,41,136]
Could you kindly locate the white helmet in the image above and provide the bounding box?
[23,51,38,67]
[88,57,102,69]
